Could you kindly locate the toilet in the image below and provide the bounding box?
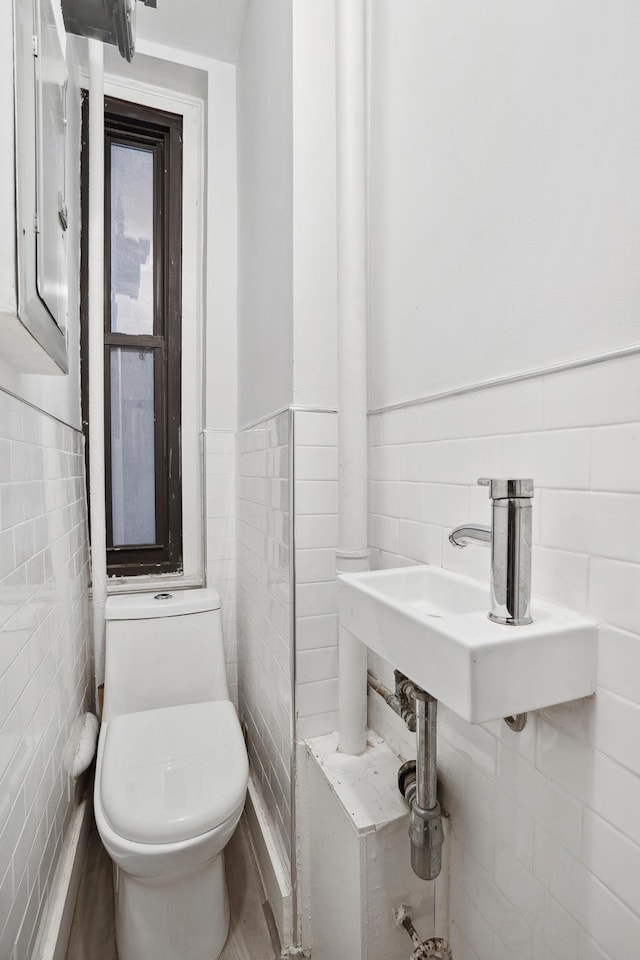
[94,589,248,960]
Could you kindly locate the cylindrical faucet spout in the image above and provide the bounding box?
[448,523,491,548]
[448,478,534,625]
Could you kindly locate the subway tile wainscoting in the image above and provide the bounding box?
[236,411,292,867]
[235,408,340,869]
[235,407,340,949]
[293,410,339,741]
[0,391,91,958]
[367,352,640,960]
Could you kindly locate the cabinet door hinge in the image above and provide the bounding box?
[32,34,38,57]
[34,212,40,234]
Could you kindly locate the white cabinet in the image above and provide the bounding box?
[34,0,70,338]
[0,0,70,374]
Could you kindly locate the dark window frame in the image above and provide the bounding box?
[81,94,183,578]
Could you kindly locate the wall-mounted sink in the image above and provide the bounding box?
[338,565,597,724]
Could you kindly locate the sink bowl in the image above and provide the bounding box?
[338,565,597,724]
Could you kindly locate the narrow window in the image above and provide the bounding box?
[81,96,183,577]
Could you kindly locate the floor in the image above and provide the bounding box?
[66,816,281,960]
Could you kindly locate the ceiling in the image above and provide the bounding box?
[136,0,249,64]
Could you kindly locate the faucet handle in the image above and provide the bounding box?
[477,477,534,499]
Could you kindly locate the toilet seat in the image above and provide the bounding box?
[100,700,248,845]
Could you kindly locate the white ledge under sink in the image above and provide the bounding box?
[338,565,598,724]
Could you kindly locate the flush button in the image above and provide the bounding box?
[154,593,173,600]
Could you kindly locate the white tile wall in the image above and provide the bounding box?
[367,354,640,960]
[236,412,292,864]
[293,411,339,741]
[203,430,238,704]
[234,409,339,877]
[0,392,91,960]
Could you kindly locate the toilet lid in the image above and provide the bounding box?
[100,700,248,844]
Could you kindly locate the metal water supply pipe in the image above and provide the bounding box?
[394,905,452,960]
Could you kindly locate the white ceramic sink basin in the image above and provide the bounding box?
[338,565,597,724]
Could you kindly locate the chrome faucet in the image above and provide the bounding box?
[449,478,534,626]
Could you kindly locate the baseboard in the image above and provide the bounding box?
[31,799,91,960]
[244,775,293,950]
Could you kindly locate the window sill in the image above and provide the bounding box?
[95,574,205,597]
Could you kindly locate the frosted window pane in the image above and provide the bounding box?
[110,348,156,546]
[110,144,154,335]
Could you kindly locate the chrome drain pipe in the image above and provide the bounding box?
[398,687,444,881]
[370,670,444,881]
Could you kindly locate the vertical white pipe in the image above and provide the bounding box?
[88,41,107,702]
[336,0,369,755]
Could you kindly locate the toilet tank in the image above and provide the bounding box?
[102,589,230,722]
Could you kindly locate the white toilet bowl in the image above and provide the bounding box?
[95,697,248,960]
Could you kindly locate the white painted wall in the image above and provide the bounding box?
[236,0,338,421]
[292,0,338,410]
[204,57,239,431]
[236,0,293,428]
[368,0,640,410]
[103,45,207,102]
[366,5,640,958]
[137,0,249,66]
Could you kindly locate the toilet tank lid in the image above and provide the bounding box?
[105,588,221,620]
